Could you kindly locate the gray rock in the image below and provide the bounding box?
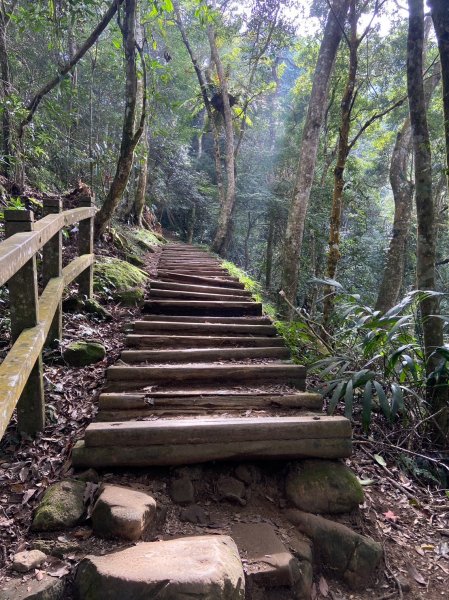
[286,460,364,514]
[180,505,209,525]
[92,484,156,541]
[234,465,260,485]
[217,476,247,506]
[0,575,64,600]
[169,477,195,505]
[12,549,47,573]
[286,509,383,589]
[231,522,312,599]
[75,536,245,599]
[32,538,82,558]
[63,341,106,367]
[32,480,86,531]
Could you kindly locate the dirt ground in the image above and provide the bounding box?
[0,248,448,600]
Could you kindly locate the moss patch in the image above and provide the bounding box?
[94,257,148,297]
[221,260,277,319]
[32,480,86,531]
[63,341,106,367]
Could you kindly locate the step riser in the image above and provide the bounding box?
[132,322,277,335]
[125,335,284,348]
[149,281,251,297]
[72,438,352,467]
[158,274,244,289]
[120,347,290,363]
[144,305,262,317]
[149,290,249,301]
[141,316,270,324]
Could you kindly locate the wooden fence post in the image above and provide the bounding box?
[42,198,62,346]
[78,196,94,299]
[4,210,45,435]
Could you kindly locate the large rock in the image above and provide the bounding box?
[91,485,156,541]
[32,480,86,531]
[169,476,195,505]
[75,536,245,599]
[231,523,312,599]
[286,460,363,514]
[63,341,106,367]
[0,575,64,600]
[286,509,383,589]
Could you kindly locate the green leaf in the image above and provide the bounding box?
[373,381,391,419]
[344,379,354,419]
[328,381,345,415]
[362,381,372,432]
[374,454,387,467]
[390,382,404,417]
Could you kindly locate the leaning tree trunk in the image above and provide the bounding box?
[95,0,145,237]
[429,0,449,188]
[208,25,236,256]
[279,0,350,316]
[407,0,447,441]
[376,60,440,313]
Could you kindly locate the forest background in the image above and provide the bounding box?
[1,0,449,467]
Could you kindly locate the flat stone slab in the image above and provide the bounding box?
[0,575,64,600]
[12,549,46,573]
[75,535,245,599]
[231,523,308,591]
[92,485,156,541]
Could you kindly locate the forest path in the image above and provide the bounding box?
[72,244,352,467]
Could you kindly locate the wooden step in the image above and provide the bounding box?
[125,335,285,348]
[106,363,306,391]
[120,346,290,363]
[149,281,251,297]
[141,315,270,324]
[97,391,323,411]
[144,300,262,317]
[72,415,351,467]
[158,273,244,289]
[132,321,277,335]
[149,289,249,301]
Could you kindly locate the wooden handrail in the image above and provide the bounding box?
[0,197,96,438]
[0,206,95,287]
[0,254,94,439]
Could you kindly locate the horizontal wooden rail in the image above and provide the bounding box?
[0,206,95,287]
[0,255,94,439]
[0,192,96,438]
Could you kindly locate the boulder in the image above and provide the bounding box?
[75,535,245,599]
[63,341,106,367]
[286,460,363,514]
[0,574,64,600]
[169,476,195,505]
[286,509,383,589]
[32,480,86,531]
[113,287,144,306]
[231,523,312,599]
[12,549,47,573]
[91,485,156,541]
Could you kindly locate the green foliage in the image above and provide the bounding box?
[94,257,148,296]
[222,259,276,318]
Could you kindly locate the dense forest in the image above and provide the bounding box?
[1,0,449,449]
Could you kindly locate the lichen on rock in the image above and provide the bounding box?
[32,480,86,531]
[63,341,106,367]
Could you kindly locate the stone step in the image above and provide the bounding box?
[157,272,244,288]
[120,346,290,364]
[143,300,263,316]
[106,363,306,391]
[132,320,277,335]
[125,334,284,348]
[149,289,250,301]
[149,280,251,296]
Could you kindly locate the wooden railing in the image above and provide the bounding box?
[0,195,96,439]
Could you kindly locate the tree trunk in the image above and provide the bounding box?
[134,128,148,227]
[429,0,449,188]
[407,0,447,440]
[279,0,350,316]
[376,60,440,313]
[323,0,357,326]
[208,25,236,256]
[0,4,14,177]
[265,214,275,289]
[95,0,145,237]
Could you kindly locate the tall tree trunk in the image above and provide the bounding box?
[208,25,236,256]
[323,0,357,326]
[407,0,447,440]
[95,0,145,237]
[376,60,440,313]
[134,128,148,227]
[0,2,14,177]
[265,213,275,288]
[279,0,350,316]
[429,0,449,188]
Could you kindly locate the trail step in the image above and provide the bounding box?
[157,272,244,288]
[141,315,270,323]
[132,320,277,335]
[149,289,250,301]
[149,280,251,296]
[120,346,290,363]
[125,335,285,348]
[144,300,263,316]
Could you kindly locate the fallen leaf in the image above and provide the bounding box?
[374,454,387,467]
[384,510,399,522]
[407,562,426,586]
[318,575,329,597]
[358,478,375,486]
